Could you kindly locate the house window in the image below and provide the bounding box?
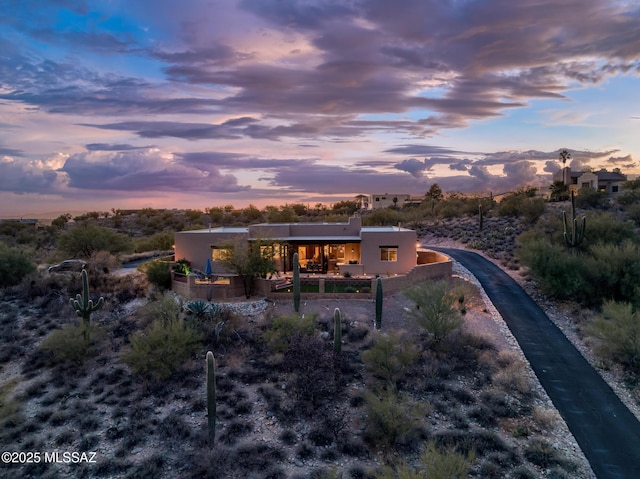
[380,246,398,262]
[612,185,619,193]
[375,197,380,201]
[212,247,231,261]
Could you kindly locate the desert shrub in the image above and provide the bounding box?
[40,323,102,365]
[574,187,606,209]
[362,208,407,226]
[88,250,120,276]
[0,380,19,422]
[134,232,174,252]
[492,359,532,395]
[121,318,203,380]
[145,260,172,289]
[524,438,562,468]
[363,389,429,450]
[361,331,419,386]
[262,313,317,353]
[532,406,560,431]
[139,292,183,324]
[405,280,463,341]
[374,441,474,479]
[588,300,640,370]
[498,190,546,224]
[282,334,336,412]
[0,242,36,288]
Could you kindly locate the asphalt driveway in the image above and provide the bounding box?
[432,247,640,479]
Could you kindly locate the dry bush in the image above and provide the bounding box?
[40,323,104,365]
[492,360,533,396]
[532,406,560,431]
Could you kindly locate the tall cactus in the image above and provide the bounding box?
[563,190,586,248]
[478,203,484,231]
[375,277,383,330]
[206,351,216,445]
[333,308,342,355]
[293,252,301,313]
[70,268,103,342]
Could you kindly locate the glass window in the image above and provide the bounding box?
[212,247,231,261]
[380,247,398,262]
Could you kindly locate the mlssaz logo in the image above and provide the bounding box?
[44,452,97,463]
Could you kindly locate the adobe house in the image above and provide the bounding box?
[172,216,451,299]
[554,167,627,195]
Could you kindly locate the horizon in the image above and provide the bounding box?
[1,0,639,216]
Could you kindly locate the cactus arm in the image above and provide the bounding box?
[206,351,216,445]
[333,308,342,355]
[375,277,383,330]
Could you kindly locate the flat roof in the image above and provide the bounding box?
[362,226,414,232]
[179,227,249,234]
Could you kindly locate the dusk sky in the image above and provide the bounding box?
[1,0,639,216]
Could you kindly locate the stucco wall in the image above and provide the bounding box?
[360,228,417,275]
[174,230,248,272]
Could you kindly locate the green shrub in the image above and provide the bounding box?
[363,388,429,450]
[405,280,463,341]
[134,232,174,253]
[0,379,20,422]
[374,441,473,479]
[588,300,640,370]
[40,323,102,365]
[122,318,203,380]
[139,292,183,324]
[145,261,172,289]
[0,242,36,288]
[361,331,419,386]
[262,313,317,353]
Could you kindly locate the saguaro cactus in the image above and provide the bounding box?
[333,308,342,355]
[375,277,383,330]
[293,252,301,313]
[206,351,216,445]
[479,203,484,231]
[563,190,586,248]
[70,268,104,342]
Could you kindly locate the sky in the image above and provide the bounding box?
[1,0,639,216]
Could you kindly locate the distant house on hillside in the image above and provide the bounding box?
[367,193,422,209]
[553,167,627,195]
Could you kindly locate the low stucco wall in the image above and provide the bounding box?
[173,249,452,300]
[172,273,246,300]
[377,256,452,294]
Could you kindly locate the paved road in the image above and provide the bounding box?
[432,247,640,479]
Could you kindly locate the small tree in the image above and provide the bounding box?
[220,238,276,298]
[57,224,133,258]
[405,280,463,342]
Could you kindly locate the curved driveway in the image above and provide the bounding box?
[432,247,640,479]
